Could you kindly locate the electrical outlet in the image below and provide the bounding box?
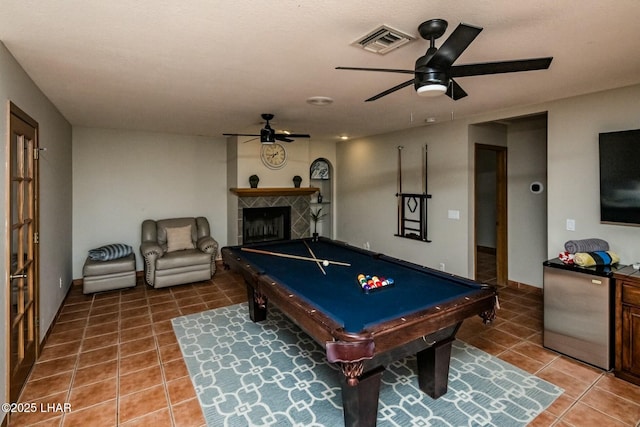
[364,241,370,250]
[59,277,63,288]
[439,263,445,271]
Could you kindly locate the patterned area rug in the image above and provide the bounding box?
[172,303,562,426]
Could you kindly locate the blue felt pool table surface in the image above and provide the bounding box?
[232,239,487,333]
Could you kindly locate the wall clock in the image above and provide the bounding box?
[260,143,287,170]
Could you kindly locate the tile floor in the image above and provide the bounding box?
[8,261,640,426]
[9,264,247,427]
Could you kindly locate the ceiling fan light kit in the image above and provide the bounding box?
[260,127,276,144]
[337,18,552,102]
[417,83,448,97]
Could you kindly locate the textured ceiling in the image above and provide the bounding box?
[2,1,640,141]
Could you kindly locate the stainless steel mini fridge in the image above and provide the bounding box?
[543,258,619,370]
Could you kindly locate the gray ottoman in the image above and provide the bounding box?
[83,253,136,294]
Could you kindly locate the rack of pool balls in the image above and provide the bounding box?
[357,274,394,293]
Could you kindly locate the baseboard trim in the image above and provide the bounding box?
[507,279,542,294]
[39,283,75,350]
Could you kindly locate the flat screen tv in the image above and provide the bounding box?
[599,129,640,225]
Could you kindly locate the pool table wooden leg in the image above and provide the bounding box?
[417,337,455,399]
[246,283,267,322]
[339,366,385,427]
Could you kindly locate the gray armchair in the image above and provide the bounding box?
[140,217,218,288]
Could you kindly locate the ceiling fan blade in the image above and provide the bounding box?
[427,23,482,69]
[365,79,415,102]
[336,66,414,75]
[279,133,310,138]
[275,135,294,143]
[450,57,553,77]
[446,79,468,100]
[223,133,260,137]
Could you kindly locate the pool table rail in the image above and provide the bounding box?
[223,244,497,358]
[222,247,497,352]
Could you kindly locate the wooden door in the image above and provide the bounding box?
[474,144,508,286]
[8,102,40,402]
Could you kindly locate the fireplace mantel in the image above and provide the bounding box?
[229,187,319,197]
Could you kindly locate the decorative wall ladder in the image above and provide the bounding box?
[395,145,432,242]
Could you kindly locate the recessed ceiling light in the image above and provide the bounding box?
[306,96,334,106]
[339,135,349,140]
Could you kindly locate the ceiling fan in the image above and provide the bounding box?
[337,19,553,102]
[223,113,310,143]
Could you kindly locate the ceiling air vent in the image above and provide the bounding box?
[352,25,415,55]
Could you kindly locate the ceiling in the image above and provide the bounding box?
[2,1,640,142]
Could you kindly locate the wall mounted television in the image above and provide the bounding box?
[599,129,640,225]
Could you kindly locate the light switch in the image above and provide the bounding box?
[566,219,576,231]
[448,210,460,220]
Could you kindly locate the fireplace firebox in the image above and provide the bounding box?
[243,206,291,244]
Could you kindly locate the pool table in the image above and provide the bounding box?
[222,238,497,426]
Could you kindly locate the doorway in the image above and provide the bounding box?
[474,144,507,286]
[8,102,40,402]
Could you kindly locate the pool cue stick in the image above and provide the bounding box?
[423,144,428,241]
[303,240,326,275]
[240,247,351,266]
[397,145,403,236]
[423,144,427,194]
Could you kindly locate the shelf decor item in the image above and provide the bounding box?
[310,158,330,180]
[310,207,327,241]
[317,192,323,203]
[293,175,302,188]
[249,174,260,188]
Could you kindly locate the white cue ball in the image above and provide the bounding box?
[322,260,330,267]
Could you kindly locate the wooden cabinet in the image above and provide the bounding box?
[614,267,640,386]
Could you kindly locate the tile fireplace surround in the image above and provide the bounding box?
[230,188,318,245]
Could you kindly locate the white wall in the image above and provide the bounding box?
[235,136,310,188]
[1,42,73,414]
[72,127,227,278]
[337,83,640,288]
[337,121,471,276]
[507,118,548,286]
[546,84,640,263]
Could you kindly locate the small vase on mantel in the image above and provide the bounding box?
[249,174,259,188]
[293,175,302,188]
